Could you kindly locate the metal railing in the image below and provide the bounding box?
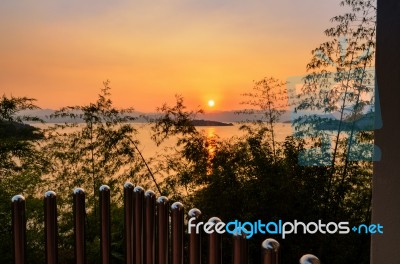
[11,183,320,264]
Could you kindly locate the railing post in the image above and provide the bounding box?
[100,185,111,264]
[124,182,134,264]
[12,195,26,264]
[73,188,86,264]
[188,208,201,264]
[144,190,156,264]
[171,202,184,264]
[208,217,222,264]
[44,191,58,264]
[156,196,169,264]
[299,254,320,264]
[134,186,145,264]
[233,229,248,264]
[261,238,280,264]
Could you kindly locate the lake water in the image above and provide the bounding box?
[118,123,293,159]
[34,123,295,159]
[32,123,296,184]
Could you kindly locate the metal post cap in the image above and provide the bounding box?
[299,254,320,264]
[188,208,202,218]
[99,185,110,191]
[157,196,169,204]
[261,238,280,251]
[44,191,56,198]
[171,202,184,210]
[11,194,25,202]
[73,187,85,194]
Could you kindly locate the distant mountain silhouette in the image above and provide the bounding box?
[190,119,233,126]
[19,109,293,123]
[18,109,375,130]
[0,121,43,140]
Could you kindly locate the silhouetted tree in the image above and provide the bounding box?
[0,95,48,263]
[238,77,288,161]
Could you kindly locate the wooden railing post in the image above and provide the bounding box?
[156,196,169,264]
[261,238,280,264]
[124,182,134,264]
[188,208,201,264]
[44,191,58,264]
[208,217,222,264]
[12,195,26,264]
[73,188,86,264]
[144,190,156,264]
[99,185,111,264]
[134,186,145,264]
[171,202,184,264]
[233,229,248,264]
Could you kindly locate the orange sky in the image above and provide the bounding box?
[0,0,345,112]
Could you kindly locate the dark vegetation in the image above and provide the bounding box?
[0,1,376,263]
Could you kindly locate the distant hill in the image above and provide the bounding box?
[19,109,293,123]
[19,109,147,123]
[190,119,233,126]
[0,121,43,140]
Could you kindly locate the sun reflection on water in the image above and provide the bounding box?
[204,127,218,175]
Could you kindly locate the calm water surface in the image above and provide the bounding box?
[34,123,294,159]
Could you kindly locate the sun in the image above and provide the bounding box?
[208,99,215,107]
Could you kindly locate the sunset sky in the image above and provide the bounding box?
[0,0,344,112]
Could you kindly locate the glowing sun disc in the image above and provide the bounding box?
[208,100,215,107]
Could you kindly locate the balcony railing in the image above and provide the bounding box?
[11,183,320,264]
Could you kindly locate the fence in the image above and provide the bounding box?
[11,183,320,264]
